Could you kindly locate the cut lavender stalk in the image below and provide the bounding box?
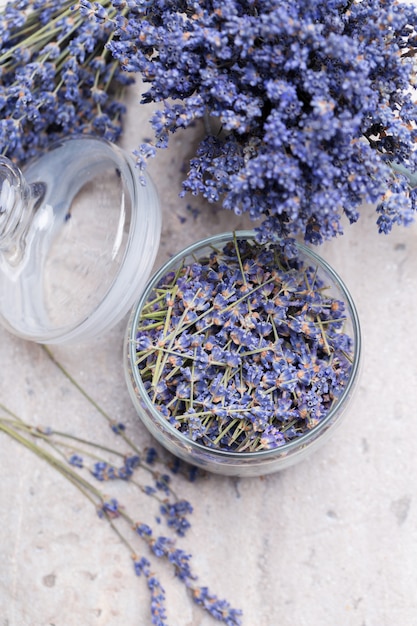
[0,388,242,625]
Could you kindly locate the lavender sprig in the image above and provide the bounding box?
[0,388,241,626]
[101,0,417,243]
[134,235,355,452]
[0,401,192,537]
[0,351,242,625]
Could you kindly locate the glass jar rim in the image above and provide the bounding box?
[127,230,361,461]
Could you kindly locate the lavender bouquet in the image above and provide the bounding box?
[102,0,417,243]
[2,0,416,245]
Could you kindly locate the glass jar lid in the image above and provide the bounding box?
[0,136,161,343]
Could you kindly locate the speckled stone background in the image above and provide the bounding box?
[1,68,417,626]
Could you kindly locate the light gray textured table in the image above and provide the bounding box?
[1,79,417,626]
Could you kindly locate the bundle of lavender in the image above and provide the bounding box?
[0,0,129,163]
[0,348,242,626]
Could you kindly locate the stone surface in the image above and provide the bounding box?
[1,79,417,626]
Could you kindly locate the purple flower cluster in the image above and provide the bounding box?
[134,523,242,625]
[91,454,141,480]
[103,0,417,243]
[160,499,193,537]
[69,453,84,468]
[0,0,131,164]
[132,555,167,626]
[66,447,194,537]
[191,586,243,626]
[135,236,355,452]
[98,496,120,518]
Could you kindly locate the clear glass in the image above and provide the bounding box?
[125,231,361,477]
[0,136,161,343]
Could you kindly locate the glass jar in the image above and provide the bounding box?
[124,231,361,477]
[0,136,161,343]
